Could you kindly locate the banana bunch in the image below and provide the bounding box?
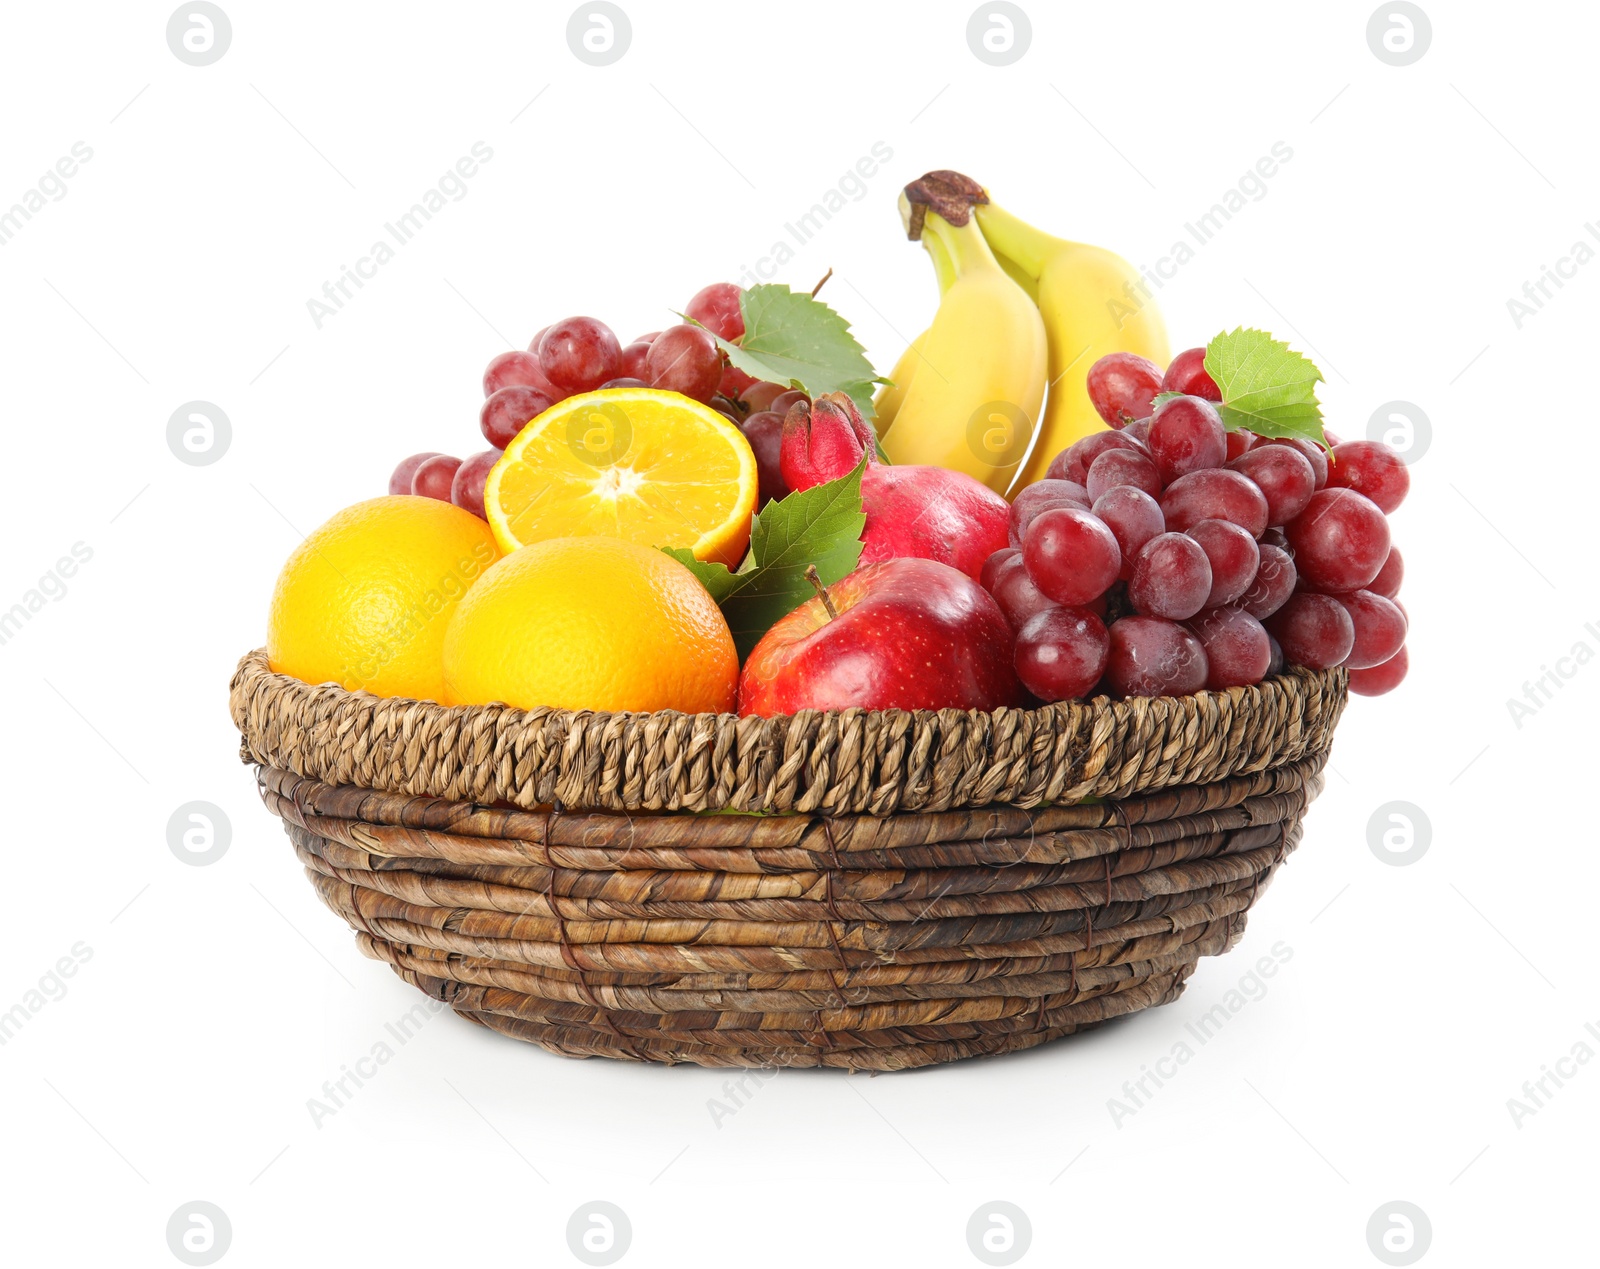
[875,177,1046,495]
[875,171,1169,497]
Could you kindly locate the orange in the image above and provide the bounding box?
[441,537,737,714]
[267,495,499,701]
[483,387,758,567]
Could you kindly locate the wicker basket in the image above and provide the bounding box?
[230,649,1346,1071]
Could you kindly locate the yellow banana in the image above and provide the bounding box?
[974,200,1169,493]
[880,192,1047,496]
[872,229,953,441]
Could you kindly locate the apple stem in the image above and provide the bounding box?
[805,565,839,620]
[810,268,833,298]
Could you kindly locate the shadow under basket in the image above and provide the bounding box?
[230,649,1347,1072]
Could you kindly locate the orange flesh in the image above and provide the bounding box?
[486,389,756,567]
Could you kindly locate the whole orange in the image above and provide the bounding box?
[267,495,499,701]
[442,537,738,714]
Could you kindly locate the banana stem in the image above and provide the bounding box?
[920,209,1005,278]
[973,203,1071,282]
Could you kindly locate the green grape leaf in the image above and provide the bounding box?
[1201,327,1328,446]
[682,284,886,416]
[663,457,866,661]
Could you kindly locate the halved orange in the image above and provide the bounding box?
[484,388,758,567]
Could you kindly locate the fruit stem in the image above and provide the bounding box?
[972,202,1071,281]
[805,565,839,620]
[810,268,834,298]
[900,170,988,237]
[919,208,1005,279]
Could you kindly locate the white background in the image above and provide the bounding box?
[2,1,1594,1265]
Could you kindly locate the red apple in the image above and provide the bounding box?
[737,558,1021,716]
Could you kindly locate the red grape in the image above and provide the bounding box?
[450,449,501,519]
[720,361,758,400]
[1128,532,1212,620]
[1228,444,1316,526]
[538,317,623,393]
[740,410,789,506]
[1267,593,1354,670]
[1009,480,1091,547]
[1368,545,1403,598]
[1022,507,1121,605]
[1123,417,1152,446]
[684,282,745,341]
[988,552,1056,632]
[618,341,654,381]
[1327,440,1410,513]
[1015,606,1110,701]
[1148,395,1226,484]
[1260,526,1289,551]
[645,325,722,401]
[1260,436,1328,488]
[1188,607,1271,689]
[1106,616,1209,697]
[740,381,790,413]
[981,547,1021,593]
[1047,430,1145,486]
[1266,632,1285,676]
[769,389,810,417]
[483,350,561,399]
[1238,544,1297,619]
[390,452,443,495]
[1160,469,1270,536]
[1286,489,1391,591]
[1348,644,1408,696]
[1225,429,1257,462]
[1160,347,1221,401]
[411,454,461,501]
[1186,519,1260,608]
[1335,589,1407,669]
[599,377,649,390]
[1086,352,1163,428]
[632,331,661,345]
[1092,486,1165,580]
[481,385,555,449]
[1086,447,1161,500]
[527,325,550,353]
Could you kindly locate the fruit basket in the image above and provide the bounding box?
[230,649,1346,1071]
[233,169,1408,1069]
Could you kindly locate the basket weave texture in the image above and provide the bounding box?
[230,649,1345,1070]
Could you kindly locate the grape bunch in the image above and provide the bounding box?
[982,348,1410,702]
[386,283,808,519]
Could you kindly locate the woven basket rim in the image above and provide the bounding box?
[230,646,1340,729]
[230,648,1346,816]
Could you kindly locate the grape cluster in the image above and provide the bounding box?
[982,348,1410,702]
[386,283,808,517]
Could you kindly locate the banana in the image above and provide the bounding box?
[872,229,953,442]
[879,181,1047,496]
[975,200,1169,492]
